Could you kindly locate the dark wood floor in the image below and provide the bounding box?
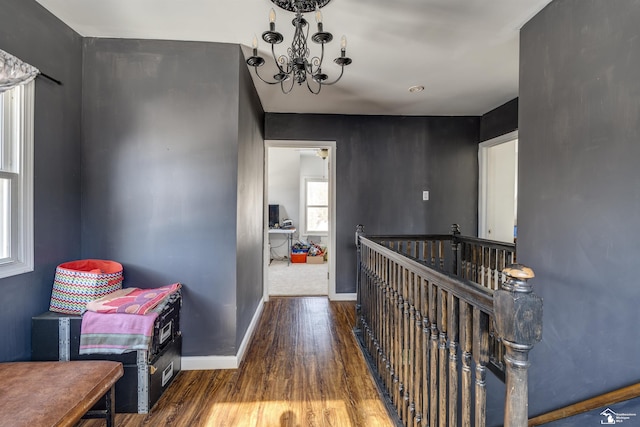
[78,297,393,426]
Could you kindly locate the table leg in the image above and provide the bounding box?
[106,385,115,427]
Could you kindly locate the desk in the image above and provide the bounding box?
[269,228,296,265]
[0,360,123,427]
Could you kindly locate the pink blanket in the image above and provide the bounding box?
[85,283,181,315]
[79,311,158,354]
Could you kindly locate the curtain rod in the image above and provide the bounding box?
[38,72,62,86]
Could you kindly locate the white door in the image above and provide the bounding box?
[479,132,518,243]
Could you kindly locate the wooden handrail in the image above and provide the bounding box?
[528,382,640,426]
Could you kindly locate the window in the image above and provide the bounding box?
[304,178,328,235]
[0,82,34,279]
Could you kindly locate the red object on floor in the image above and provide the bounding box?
[291,253,307,263]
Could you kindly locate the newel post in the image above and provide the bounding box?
[355,224,365,319]
[451,223,461,275]
[494,264,543,427]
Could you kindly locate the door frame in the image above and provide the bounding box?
[478,130,518,240]
[263,140,337,301]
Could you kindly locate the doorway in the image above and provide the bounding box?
[478,131,518,243]
[263,140,336,301]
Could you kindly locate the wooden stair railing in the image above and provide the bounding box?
[373,224,517,293]
[368,224,517,378]
[528,382,640,426]
[354,225,542,427]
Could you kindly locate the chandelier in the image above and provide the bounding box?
[246,0,352,94]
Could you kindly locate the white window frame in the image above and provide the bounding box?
[0,82,35,279]
[303,177,329,236]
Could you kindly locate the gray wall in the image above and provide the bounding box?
[81,38,263,357]
[235,53,265,349]
[265,114,479,293]
[0,0,83,361]
[519,0,640,423]
[480,98,518,142]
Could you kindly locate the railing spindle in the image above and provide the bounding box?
[451,224,460,276]
[421,279,430,427]
[447,293,459,427]
[437,289,448,427]
[460,301,473,427]
[471,243,476,281]
[392,261,401,417]
[490,248,497,290]
[407,271,416,425]
[473,307,489,427]
[402,267,410,424]
[376,261,384,378]
[384,257,392,403]
[413,274,423,426]
[461,242,468,280]
[429,283,438,427]
[482,246,489,289]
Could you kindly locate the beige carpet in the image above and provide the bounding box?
[268,258,329,296]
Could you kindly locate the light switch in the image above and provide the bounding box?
[422,190,429,201]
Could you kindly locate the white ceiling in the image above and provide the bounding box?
[34,0,551,116]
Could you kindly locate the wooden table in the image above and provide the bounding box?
[0,360,123,427]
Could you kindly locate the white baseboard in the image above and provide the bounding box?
[181,355,238,370]
[330,292,357,301]
[236,297,264,365]
[181,298,265,370]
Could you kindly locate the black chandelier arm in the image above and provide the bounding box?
[253,66,284,85]
[277,54,293,74]
[280,75,296,94]
[306,77,322,94]
[306,58,317,76]
[317,65,345,86]
[317,42,326,73]
[320,43,326,68]
[306,43,325,75]
[270,44,289,75]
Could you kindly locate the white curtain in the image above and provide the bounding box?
[0,49,39,93]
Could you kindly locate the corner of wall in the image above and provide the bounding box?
[182,297,264,370]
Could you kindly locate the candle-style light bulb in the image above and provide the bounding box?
[252,34,259,56]
[341,35,347,50]
[269,8,276,32]
[315,7,323,32]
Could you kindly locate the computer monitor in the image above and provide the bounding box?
[268,204,279,228]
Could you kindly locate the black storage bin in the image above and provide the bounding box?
[116,334,182,413]
[151,295,181,356]
[31,293,181,364]
[31,292,182,413]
